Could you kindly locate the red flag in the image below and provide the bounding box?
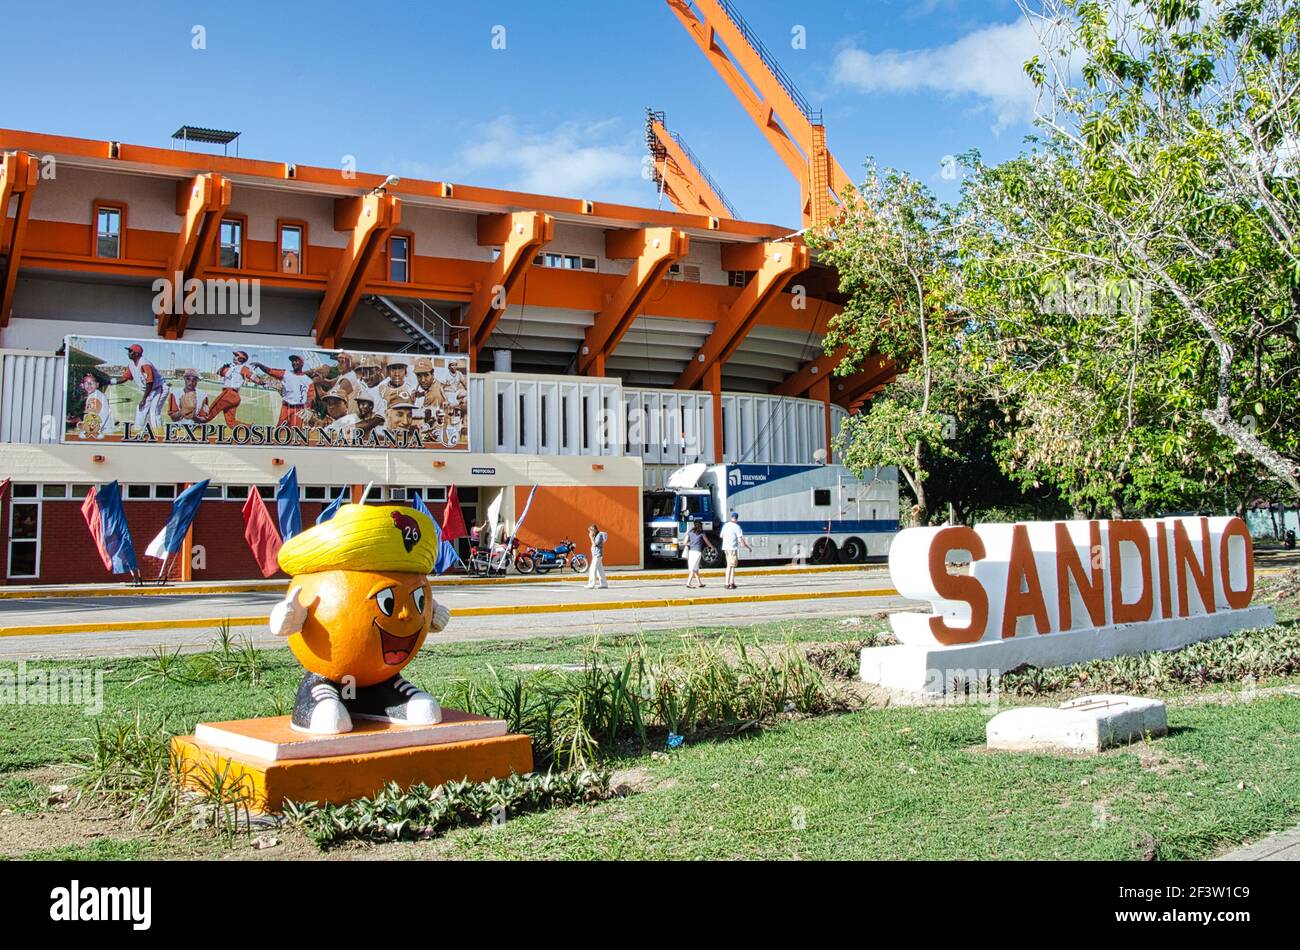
[81,488,113,573]
[440,484,468,542]
[241,491,283,578]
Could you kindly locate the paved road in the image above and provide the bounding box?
[0,566,905,660]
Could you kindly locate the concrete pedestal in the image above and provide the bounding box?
[861,605,1274,697]
[172,709,533,813]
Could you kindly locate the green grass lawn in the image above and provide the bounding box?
[2,607,1299,861]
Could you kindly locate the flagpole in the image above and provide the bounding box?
[359,480,375,505]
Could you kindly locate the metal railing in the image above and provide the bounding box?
[710,0,822,125]
[645,110,739,218]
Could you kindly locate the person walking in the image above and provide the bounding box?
[586,523,608,589]
[720,511,752,589]
[682,519,715,589]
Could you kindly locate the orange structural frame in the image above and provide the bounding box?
[577,227,690,376]
[467,211,554,369]
[313,192,401,348]
[675,240,809,390]
[0,151,39,328]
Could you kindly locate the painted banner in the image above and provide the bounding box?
[62,335,470,451]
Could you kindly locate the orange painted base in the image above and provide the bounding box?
[172,725,533,813]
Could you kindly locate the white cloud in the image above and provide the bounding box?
[438,116,645,201]
[831,18,1042,131]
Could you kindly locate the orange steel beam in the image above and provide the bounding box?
[773,344,848,398]
[467,211,554,370]
[647,118,734,219]
[676,240,809,389]
[313,192,401,348]
[0,152,38,328]
[577,227,690,376]
[664,0,852,227]
[157,173,231,338]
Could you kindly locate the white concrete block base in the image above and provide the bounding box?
[986,695,1168,754]
[860,605,1274,697]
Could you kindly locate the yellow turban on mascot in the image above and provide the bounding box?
[269,504,450,734]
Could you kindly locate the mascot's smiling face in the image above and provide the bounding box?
[287,570,434,686]
[275,503,441,687]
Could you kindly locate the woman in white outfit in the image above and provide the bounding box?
[586,523,608,589]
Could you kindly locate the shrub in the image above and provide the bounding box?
[283,770,613,849]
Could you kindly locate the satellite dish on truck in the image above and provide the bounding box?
[665,463,708,489]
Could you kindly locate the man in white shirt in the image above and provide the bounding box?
[720,511,752,590]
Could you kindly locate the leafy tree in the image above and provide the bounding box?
[959,0,1300,513]
[808,163,964,525]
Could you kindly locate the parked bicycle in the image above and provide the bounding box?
[514,538,589,575]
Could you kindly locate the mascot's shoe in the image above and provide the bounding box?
[291,673,354,734]
[349,675,443,725]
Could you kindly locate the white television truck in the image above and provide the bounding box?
[643,462,899,567]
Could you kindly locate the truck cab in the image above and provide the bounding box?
[644,486,719,564]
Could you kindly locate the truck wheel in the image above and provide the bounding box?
[702,544,724,568]
[840,537,866,563]
[812,537,838,564]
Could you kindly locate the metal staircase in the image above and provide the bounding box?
[365,295,468,354]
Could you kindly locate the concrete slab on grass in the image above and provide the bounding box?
[987,694,1167,754]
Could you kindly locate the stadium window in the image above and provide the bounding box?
[389,488,408,501]
[561,396,570,448]
[519,393,526,445]
[155,484,177,499]
[225,486,250,501]
[126,484,152,500]
[278,221,305,274]
[532,252,597,272]
[425,487,447,503]
[256,486,275,500]
[40,484,68,499]
[496,392,506,448]
[71,484,94,498]
[204,485,223,499]
[7,497,40,578]
[219,218,244,269]
[582,396,590,450]
[303,486,328,502]
[389,235,410,282]
[364,485,382,501]
[94,204,123,259]
[541,394,549,447]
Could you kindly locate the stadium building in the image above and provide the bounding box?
[0,123,901,585]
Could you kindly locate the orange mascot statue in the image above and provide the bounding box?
[268,504,450,734]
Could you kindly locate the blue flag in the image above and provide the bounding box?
[81,481,138,575]
[434,539,459,575]
[316,491,345,525]
[410,491,433,521]
[276,467,302,541]
[145,479,210,559]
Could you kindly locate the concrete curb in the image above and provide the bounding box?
[0,586,899,638]
[0,563,872,601]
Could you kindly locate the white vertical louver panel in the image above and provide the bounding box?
[1,353,65,444]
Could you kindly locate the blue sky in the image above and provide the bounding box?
[0,0,1044,227]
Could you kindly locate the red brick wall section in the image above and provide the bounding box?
[0,498,330,585]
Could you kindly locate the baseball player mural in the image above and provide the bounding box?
[62,335,471,450]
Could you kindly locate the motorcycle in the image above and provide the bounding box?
[515,538,589,575]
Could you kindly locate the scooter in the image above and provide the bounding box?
[515,538,588,575]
